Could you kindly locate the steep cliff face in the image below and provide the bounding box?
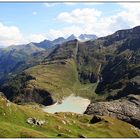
[95,36,140,99]
[13,88,55,106]
[84,26,140,128]
[0,73,55,106]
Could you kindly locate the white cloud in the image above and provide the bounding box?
[44,2,102,7]
[48,4,140,38]
[119,3,140,11]
[0,22,47,46]
[118,3,140,27]
[1,3,140,46]
[62,2,76,5]
[50,8,110,37]
[27,34,47,43]
[0,23,25,46]
[44,3,58,7]
[83,3,104,5]
[48,26,83,39]
[33,11,37,15]
[44,2,76,7]
[57,8,101,24]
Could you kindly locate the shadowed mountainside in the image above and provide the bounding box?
[1,26,140,105]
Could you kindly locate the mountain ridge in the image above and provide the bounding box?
[0,25,140,132]
[1,25,139,103]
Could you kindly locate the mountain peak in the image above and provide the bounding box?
[52,37,65,45]
[66,34,77,41]
[66,34,98,42]
[78,34,98,41]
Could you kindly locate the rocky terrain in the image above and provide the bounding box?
[85,94,140,128]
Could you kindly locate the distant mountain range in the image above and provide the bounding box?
[66,34,98,42]
[0,25,139,101]
[33,33,98,49]
[0,33,97,82]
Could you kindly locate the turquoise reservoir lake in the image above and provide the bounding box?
[43,95,90,114]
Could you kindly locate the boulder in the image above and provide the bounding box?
[26,117,46,126]
[61,120,66,125]
[84,95,140,128]
[27,118,36,125]
[78,134,86,138]
[90,115,102,124]
[57,134,62,137]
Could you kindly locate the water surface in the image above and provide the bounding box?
[43,94,90,114]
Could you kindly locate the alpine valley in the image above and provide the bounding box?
[0,27,140,138]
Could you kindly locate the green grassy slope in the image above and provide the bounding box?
[26,58,96,101]
[0,95,139,138]
[1,40,101,104]
[1,56,97,104]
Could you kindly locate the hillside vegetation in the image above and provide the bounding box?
[1,58,97,105]
[0,95,139,138]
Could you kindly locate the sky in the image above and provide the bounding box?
[0,2,140,46]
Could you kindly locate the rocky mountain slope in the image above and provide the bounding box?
[1,40,97,105]
[95,26,140,99]
[0,34,97,84]
[62,34,97,42]
[78,34,98,41]
[0,42,53,84]
[1,26,140,104]
[85,94,140,128]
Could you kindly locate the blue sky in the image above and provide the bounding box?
[0,3,120,34]
[0,2,140,46]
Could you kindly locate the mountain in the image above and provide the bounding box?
[0,37,61,83]
[1,26,140,101]
[0,26,140,129]
[0,33,98,83]
[33,37,65,49]
[0,43,45,74]
[52,37,65,45]
[1,26,140,137]
[34,34,98,49]
[66,34,77,41]
[0,40,85,105]
[0,37,65,83]
[1,25,139,102]
[33,39,53,49]
[66,34,98,42]
[95,26,140,99]
[78,34,98,41]
[0,34,84,79]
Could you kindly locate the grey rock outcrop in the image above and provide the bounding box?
[84,95,140,128]
[27,117,46,126]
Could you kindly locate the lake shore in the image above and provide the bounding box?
[43,94,90,114]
